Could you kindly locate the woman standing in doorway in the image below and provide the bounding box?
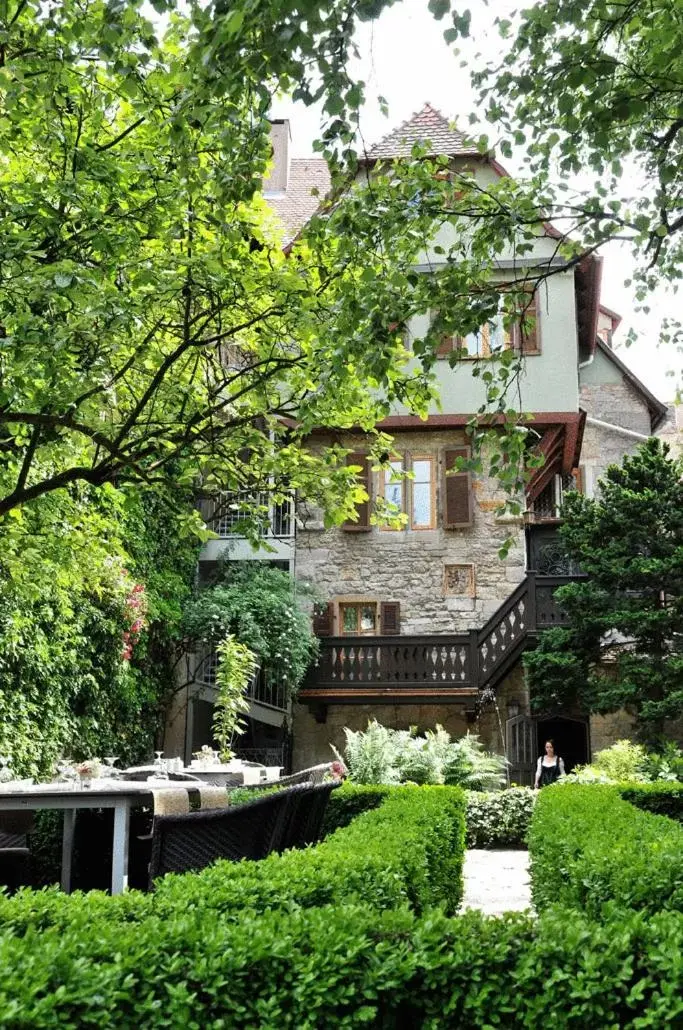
[534,739,565,789]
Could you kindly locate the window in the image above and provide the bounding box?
[411,456,436,529]
[339,602,377,635]
[461,314,510,358]
[435,289,541,359]
[378,458,405,530]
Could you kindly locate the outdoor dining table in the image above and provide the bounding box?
[0,779,199,895]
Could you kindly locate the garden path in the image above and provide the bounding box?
[459,849,532,916]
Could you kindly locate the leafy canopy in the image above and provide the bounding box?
[472,0,683,361]
[525,439,683,743]
[0,0,572,528]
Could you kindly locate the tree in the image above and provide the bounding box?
[525,439,683,745]
[0,0,567,530]
[472,0,683,351]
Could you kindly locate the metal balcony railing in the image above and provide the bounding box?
[197,491,294,539]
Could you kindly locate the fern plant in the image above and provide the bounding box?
[335,720,506,790]
[444,733,507,791]
[333,721,402,785]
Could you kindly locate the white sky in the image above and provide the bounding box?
[272,1,682,402]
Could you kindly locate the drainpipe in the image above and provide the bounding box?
[585,416,650,442]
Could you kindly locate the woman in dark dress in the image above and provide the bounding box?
[534,739,565,788]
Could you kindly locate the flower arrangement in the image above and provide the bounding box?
[75,758,102,781]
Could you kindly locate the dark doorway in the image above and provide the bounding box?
[536,716,589,774]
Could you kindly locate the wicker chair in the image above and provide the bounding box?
[277,781,340,852]
[148,786,296,887]
[0,812,34,892]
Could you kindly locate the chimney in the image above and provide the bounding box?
[263,119,290,193]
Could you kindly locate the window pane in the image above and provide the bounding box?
[413,482,432,526]
[384,461,403,511]
[341,606,357,633]
[488,314,507,353]
[360,605,376,631]
[412,460,431,484]
[463,331,480,357]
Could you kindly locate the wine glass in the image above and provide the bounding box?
[103,756,119,779]
[153,751,168,781]
[0,755,11,783]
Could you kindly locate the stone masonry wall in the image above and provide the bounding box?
[579,378,651,496]
[296,430,526,635]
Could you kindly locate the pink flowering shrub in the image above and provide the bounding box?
[121,579,148,661]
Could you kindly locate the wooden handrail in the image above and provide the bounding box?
[304,573,584,697]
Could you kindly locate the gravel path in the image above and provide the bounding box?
[459,849,532,916]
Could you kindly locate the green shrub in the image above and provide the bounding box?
[0,900,681,1026]
[569,739,649,784]
[321,782,394,835]
[465,787,535,848]
[0,785,466,936]
[152,784,466,920]
[642,742,683,783]
[618,781,683,822]
[529,783,683,917]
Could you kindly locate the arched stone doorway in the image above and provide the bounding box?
[536,716,589,774]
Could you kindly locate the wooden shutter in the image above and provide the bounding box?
[516,289,541,354]
[380,601,400,635]
[443,447,473,528]
[342,453,371,532]
[312,602,334,637]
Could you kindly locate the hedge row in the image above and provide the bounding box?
[0,785,466,935]
[321,783,394,835]
[0,901,681,1027]
[529,784,683,917]
[618,781,683,822]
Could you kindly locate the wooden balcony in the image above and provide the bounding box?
[300,573,581,706]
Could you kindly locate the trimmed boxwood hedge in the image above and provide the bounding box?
[0,901,681,1026]
[321,783,394,835]
[0,785,466,936]
[1,784,683,1026]
[618,781,683,822]
[529,784,683,917]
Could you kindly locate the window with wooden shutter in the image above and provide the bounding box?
[380,601,400,635]
[312,602,334,637]
[443,447,473,528]
[514,288,541,354]
[342,452,371,532]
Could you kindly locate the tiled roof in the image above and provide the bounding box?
[366,103,475,159]
[266,158,331,244]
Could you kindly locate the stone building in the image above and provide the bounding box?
[171,105,671,780]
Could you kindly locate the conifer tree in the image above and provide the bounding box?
[525,439,683,745]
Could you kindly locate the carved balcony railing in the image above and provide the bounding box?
[301,573,582,703]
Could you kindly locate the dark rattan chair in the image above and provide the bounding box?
[277,781,340,852]
[0,812,34,892]
[148,787,294,887]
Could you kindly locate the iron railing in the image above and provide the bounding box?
[197,491,294,539]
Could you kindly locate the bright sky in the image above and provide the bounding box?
[272,1,682,402]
